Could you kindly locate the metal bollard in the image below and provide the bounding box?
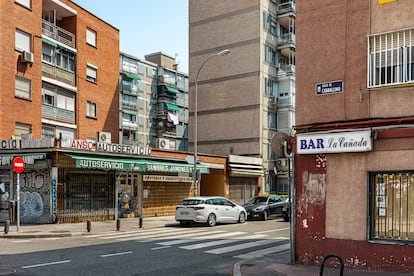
[4,220,10,234]
[139,217,143,228]
[116,218,121,231]
[86,220,91,232]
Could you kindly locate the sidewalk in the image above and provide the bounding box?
[1,217,412,276]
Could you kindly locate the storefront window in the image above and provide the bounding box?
[370,172,414,242]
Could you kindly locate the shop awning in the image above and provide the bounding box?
[165,102,180,111]
[228,163,264,177]
[123,73,141,81]
[165,86,180,94]
[42,37,58,47]
[65,154,209,174]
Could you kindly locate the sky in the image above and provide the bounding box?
[72,0,189,73]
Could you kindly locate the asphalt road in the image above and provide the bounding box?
[0,218,290,276]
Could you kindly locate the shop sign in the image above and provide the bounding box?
[143,175,193,182]
[315,80,343,95]
[297,130,372,154]
[0,154,46,165]
[96,142,151,156]
[76,159,133,171]
[145,163,209,173]
[71,140,94,150]
[21,133,55,148]
[0,139,20,149]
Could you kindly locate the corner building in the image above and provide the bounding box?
[295,0,414,272]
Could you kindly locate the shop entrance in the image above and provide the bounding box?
[116,173,142,218]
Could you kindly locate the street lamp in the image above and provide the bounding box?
[193,49,230,196]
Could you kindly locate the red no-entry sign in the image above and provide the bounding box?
[12,157,25,173]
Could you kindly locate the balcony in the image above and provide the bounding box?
[278,64,296,77]
[278,33,296,46]
[277,1,296,15]
[42,105,75,124]
[42,62,75,86]
[42,19,76,49]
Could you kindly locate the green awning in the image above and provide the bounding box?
[124,73,141,81]
[65,154,209,174]
[65,154,146,172]
[42,37,57,47]
[165,86,180,94]
[165,102,180,111]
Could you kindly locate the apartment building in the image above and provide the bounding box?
[294,0,414,272]
[119,52,189,151]
[4,0,120,143]
[189,0,295,200]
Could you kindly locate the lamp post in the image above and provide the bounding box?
[193,49,230,197]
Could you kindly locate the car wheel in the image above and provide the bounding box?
[262,210,268,221]
[238,212,246,223]
[206,213,216,227]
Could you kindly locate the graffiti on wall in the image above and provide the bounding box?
[19,169,50,223]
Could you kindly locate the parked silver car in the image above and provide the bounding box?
[175,196,247,227]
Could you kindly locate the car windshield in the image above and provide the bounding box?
[182,199,204,205]
[247,197,268,204]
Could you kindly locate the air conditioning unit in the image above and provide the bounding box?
[20,51,34,63]
[276,158,289,172]
[157,138,170,150]
[98,132,111,143]
[269,96,278,106]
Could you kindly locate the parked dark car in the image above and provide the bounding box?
[243,195,289,221]
[281,197,290,222]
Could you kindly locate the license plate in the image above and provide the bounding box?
[181,211,189,215]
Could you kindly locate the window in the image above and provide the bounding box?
[15,0,31,9]
[86,101,97,118]
[86,28,97,47]
[15,75,31,100]
[15,122,31,138]
[265,44,277,67]
[122,112,136,123]
[263,10,277,35]
[86,64,97,83]
[265,77,278,96]
[15,29,31,52]
[268,111,276,129]
[370,172,414,243]
[146,66,157,78]
[369,28,414,87]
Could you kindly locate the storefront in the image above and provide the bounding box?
[294,127,414,272]
[0,135,213,224]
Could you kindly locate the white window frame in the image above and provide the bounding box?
[15,75,32,100]
[368,27,414,88]
[86,101,97,118]
[15,29,31,52]
[86,28,97,47]
[86,64,97,83]
[15,122,31,138]
[15,0,31,9]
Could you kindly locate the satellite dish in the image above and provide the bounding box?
[271,132,292,158]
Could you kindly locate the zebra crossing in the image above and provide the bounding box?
[83,227,290,260]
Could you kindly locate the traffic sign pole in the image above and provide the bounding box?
[16,173,20,232]
[12,157,25,232]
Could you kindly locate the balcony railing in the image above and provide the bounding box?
[278,33,296,46]
[278,64,296,77]
[42,105,75,124]
[42,62,76,86]
[277,1,296,15]
[42,19,76,48]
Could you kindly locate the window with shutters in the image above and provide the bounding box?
[86,64,97,83]
[15,75,31,100]
[87,101,97,118]
[86,28,97,47]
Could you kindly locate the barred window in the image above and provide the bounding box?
[368,28,414,87]
[370,172,414,242]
